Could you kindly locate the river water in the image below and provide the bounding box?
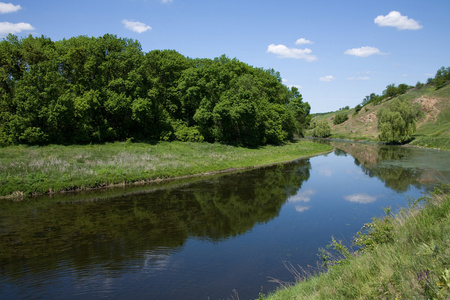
[1,141,449,299]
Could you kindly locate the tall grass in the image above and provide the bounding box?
[263,186,450,299]
[411,85,450,150]
[0,141,332,197]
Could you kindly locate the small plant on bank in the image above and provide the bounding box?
[333,113,349,125]
[353,207,394,252]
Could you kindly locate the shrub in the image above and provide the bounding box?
[173,122,204,142]
[313,120,331,138]
[377,98,423,144]
[333,113,348,125]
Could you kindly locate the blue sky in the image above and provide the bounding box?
[1,0,449,113]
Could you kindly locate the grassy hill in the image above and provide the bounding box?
[307,84,450,150]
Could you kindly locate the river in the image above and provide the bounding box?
[1,140,449,299]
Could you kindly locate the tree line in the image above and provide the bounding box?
[0,34,311,146]
[360,66,450,108]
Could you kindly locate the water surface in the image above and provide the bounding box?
[1,141,449,299]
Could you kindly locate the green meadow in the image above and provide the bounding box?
[0,140,332,198]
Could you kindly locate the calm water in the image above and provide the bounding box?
[1,141,449,299]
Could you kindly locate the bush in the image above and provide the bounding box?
[353,104,362,115]
[313,120,331,138]
[173,122,204,142]
[333,113,348,125]
[377,98,423,144]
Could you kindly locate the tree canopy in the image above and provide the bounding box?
[377,98,423,144]
[0,34,311,147]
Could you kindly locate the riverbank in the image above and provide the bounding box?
[262,186,450,300]
[0,141,332,198]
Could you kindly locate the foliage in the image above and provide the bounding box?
[312,120,331,138]
[433,66,450,89]
[287,86,311,137]
[353,207,394,252]
[333,112,348,125]
[0,34,311,147]
[377,97,423,144]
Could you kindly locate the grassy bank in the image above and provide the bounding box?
[263,186,450,300]
[308,85,450,150]
[0,141,332,198]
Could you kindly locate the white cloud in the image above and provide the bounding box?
[344,193,377,204]
[374,11,422,30]
[295,38,313,45]
[283,79,303,89]
[161,0,173,3]
[344,46,386,57]
[122,19,152,33]
[320,75,335,82]
[0,21,34,36]
[267,44,318,62]
[348,76,370,81]
[290,189,316,203]
[0,2,21,14]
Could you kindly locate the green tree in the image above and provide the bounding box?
[377,98,423,144]
[383,84,398,98]
[434,66,450,89]
[313,120,331,138]
[287,86,311,137]
[333,113,348,125]
[0,35,300,147]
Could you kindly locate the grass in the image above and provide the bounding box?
[0,140,332,198]
[262,186,450,300]
[410,85,450,150]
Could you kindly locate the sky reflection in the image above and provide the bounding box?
[343,193,378,204]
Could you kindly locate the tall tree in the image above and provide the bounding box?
[287,86,311,137]
[377,98,422,144]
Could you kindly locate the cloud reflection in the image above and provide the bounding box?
[318,168,333,177]
[295,206,310,213]
[290,189,316,203]
[344,193,377,204]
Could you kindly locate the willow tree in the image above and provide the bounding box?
[377,98,423,144]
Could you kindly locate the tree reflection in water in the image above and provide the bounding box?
[0,159,311,277]
[329,140,448,193]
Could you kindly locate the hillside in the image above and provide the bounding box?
[308,84,450,150]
